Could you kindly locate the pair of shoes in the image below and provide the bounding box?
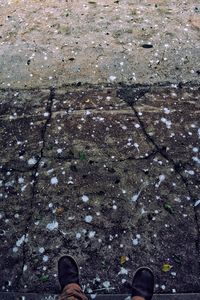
[58,255,154,300]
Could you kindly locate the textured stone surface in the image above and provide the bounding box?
[0,85,200,296]
[0,1,200,88]
[0,89,50,169]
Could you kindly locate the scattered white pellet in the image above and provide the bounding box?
[194,200,200,207]
[161,285,166,290]
[23,265,27,272]
[43,255,49,262]
[39,247,45,254]
[82,195,89,203]
[109,76,116,82]
[46,221,58,231]
[16,235,26,247]
[118,267,128,275]
[13,247,18,253]
[28,157,37,165]
[102,281,110,289]
[76,233,81,239]
[50,177,58,185]
[132,238,139,246]
[88,231,96,238]
[84,215,93,223]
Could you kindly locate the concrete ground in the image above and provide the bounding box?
[0,0,200,88]
[0,0,200,298]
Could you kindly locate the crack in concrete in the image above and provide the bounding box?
[2,84,200,290]
[18,87,55,287]
[127,100,200,273]
[117,84,200,261]
[42,148,158,163]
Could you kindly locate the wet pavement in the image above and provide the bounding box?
[0,84,200,295]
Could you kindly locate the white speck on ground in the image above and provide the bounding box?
[194,200,200,207]
[82,195,89,202]
[102,281,110,289]
[46,221,59,231]
[161,117,172,129]
[118,267,128,275]
[27,157,37,165]
[50,177,58,185]
[43,255,49,262]
[16,235,26,247]
[108,76,116,82]
[39,247,45,254]
[84,215,93,223]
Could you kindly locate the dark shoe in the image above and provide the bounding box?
[131,267,154,300]
[58,255,79,291]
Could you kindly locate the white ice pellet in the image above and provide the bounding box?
[192,147,199,153]
[102,281,110,289]
[84,215,93,223]
[51,177,58,185]
[109,76,116,82]
[23,265,28,272]
[16,235,26,247]
[194,200,200,207]
[82,195,89,203]
[46,221,58,231]
[135,124,140,128]
[18,177,24,184]
[163,107,170,114]
[122,279,126,283]
[88,231,96,238]
[39,247,45,254]
[57,148,63,153]
[156,174,165,188]
[28,157,37,165]
[43,255,49,262]
[161,285,166,290]
[132,238,139,245]
[161,117,172,129]
[198,128,200,139]
[76,233,81,239]
[118,267,128,275]
[13,247,18,253]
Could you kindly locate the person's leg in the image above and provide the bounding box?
[131,267,154,300]
[58,255,88,300]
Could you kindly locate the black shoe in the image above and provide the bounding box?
[131,267,154,300]
[58,255,80,291]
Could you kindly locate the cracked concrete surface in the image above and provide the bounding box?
[0,85,200,295]
[0,0,200,298]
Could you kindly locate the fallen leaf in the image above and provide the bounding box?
[56,207,64,215]
[163,203,174,214]
[120,255,127,265]
[162,263,173,272]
